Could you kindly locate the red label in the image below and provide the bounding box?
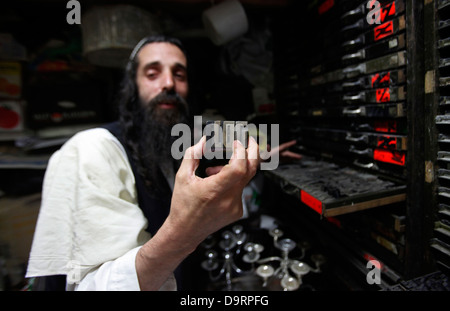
[374,148,405,166]
[376,88,391,102]
[374,20,394,41]
[377,136,397,149]
[374,120,397,133]
[301,190,323,214]
[379,72,391,84]
[318,0,334,15]
[371,74,380,88]
[371,72,391,88]
[380,1,396,23]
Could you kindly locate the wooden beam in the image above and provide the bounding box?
[323,194,407,217]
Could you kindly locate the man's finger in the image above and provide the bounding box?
[247,136,260,172]
[179,136,206,176]
[211,140,248,185]
[230,140,247,162]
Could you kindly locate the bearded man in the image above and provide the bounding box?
[26,35,260,291]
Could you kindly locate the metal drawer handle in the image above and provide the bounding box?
[343,107,362,115]
[343,64,366,78]
[349,145,372,155]
[353,159,378,169]
[342,35,364,48]
[341,19,364,32]
[346,133,369,143]
[342,50,365,61]
[342,78,364,88]
[341,4,364,20]
[343,92,365,102]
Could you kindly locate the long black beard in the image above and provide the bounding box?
[136,91,189,196]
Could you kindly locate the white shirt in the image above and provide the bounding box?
[26,128,176,291]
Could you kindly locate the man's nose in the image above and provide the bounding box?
[161,71,175,91]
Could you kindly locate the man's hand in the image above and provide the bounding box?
[168,135,259,247]
[136,136,259,290]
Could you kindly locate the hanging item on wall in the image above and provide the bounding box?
[81,5,161,68]
[202,0,249,46]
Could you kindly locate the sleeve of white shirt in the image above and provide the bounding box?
[72,247,142,291]
[72,246,177,291]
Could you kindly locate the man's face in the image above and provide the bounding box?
[135,42,188,111]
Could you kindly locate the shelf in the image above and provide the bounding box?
[264,157,406,217]
[0,154,50,169]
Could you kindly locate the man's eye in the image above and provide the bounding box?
[174,72,186,80]
[146,71,158,79]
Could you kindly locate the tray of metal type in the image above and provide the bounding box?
[345,50,406,78]
[344,68,406,90]
[340,0,405,26]
[351,146,406,166]
[310,50,406,86]
[345,13,405,49]
[304,85,406,109]
[306,85,405,107]
[289,144,407,179]
[299,135,406,167]
[351,119,407,133]
[342,85,406,104]
[307,68,406,101]
[308,102,405,118]
[384,271,450,291]
[301,127,407,151]
[299,118,407,135]
[264,157,406,217]
[341,32,406,66]
[306,67,406,102]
